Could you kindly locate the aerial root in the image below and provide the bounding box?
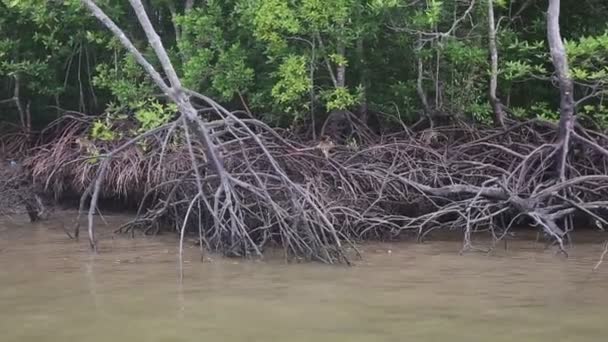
[27,118,608,263]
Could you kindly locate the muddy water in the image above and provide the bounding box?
[2,212,608,342]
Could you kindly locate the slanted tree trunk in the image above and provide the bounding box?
[81,0,227,249]
[79,0,346,263]
[317,34,353,142]
[86,0,225,176]
[487,0,505,127]
[315,33,339,88]
[547,0,575,180]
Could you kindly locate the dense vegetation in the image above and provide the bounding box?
[2,0,607,135]
[1,0,608,263]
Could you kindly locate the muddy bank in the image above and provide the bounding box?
[6,116,608,263]
[0,158,49,221]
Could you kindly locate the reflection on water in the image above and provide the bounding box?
[1,212,608,342]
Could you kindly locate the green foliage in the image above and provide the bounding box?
[329,53,349,67]
[181,48,214,89]
[89,103,121,142]
[510,107,529,120]
[443,40,486,66]
[470,102,493,125]
[424,0,443,27]
[581,104,608,128]
[502,60,534,80]
[2,0,608,132]
[566,32,608,83]
[300,0,352,29]
[271,55,310,117]
[321,87,359,111]
[93,55,156,106]
[532,102,559,123]
[134,100,177,133]
[501,39,548,81]
[0,0,88,96]
[248,0,301,51]
[91,119,116,141]
[212,44,255,100]
[89,99,176,142]
[175,4,255,101]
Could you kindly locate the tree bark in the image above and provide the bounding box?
[81,0,228,249]
[128,0,182,88]
[416,55,430,113]
[356,38,368,124]
[167,0,195,41]
[185,0,195,11]
[167,3,181,42]
[310,37,317,140]
[81,0,346,263]
[86,0,225,175]
[547,0,575,180]
[336,41,346,88]
[487,0,506,127]
[13,74,29,133]
[315,32,339,88]
[415,37,432,126]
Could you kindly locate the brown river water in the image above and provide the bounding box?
[1,211,608,342]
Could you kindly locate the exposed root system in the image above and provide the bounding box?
[26,116,608,262]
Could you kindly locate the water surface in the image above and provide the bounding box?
[1,212,608,341]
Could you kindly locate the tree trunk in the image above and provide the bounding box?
[336,41,346,88]
[168,0,195,41]
[310,37,317,140]
[547,0,575,180]
[81,0,227,249]
[487,0,505,127]
[82,0,347,263]
[185,0,195,11]
[416,55,430,113]
[356,38,368,124]
[415,37,432,126]
[315,32,338,88]
[13,74,29,133]
[168,3,181,42]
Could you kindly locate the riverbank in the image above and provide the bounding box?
[3,117,608,263]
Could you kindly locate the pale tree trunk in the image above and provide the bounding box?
[310,37,317,140]
[81,0,227,249]
[487,0,505,127]
[167,3,181,41]
[547,0,575,180]
[416,56,430,112]
[415,36,432,127]
[169,0,196,41]
[315,32,338,88]
[356,38,368,124]
[13,74,30,133]
[1,74,29,133]
[185,0,195,11]
[336,41,346,88]
[80,0,345,262]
